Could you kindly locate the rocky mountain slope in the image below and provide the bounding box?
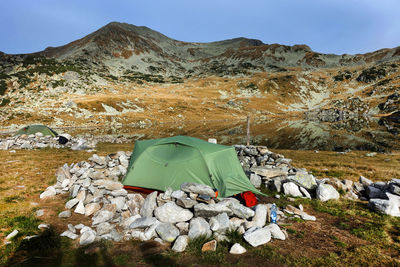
[0,22,399,131]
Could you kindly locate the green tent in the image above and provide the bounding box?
[122,136,262,198]
[15,125,58,137]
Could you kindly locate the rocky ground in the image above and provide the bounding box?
[3,145,397,260]
[1,143,400,266]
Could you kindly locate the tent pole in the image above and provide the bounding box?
[246,115,250,146]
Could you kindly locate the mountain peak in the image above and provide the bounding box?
[34,22,400,76]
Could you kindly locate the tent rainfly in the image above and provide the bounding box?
[15,125,58,137]
[122,136,263,198]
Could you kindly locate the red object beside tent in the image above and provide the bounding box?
[240,191,258,207]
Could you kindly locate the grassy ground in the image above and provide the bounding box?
[0,145,399,266]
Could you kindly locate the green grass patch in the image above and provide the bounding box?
[186,235,214,253]
[222,229,249,248]
[3,195,25,203]
[350,221,388,243]
[311,200,346,217]
[2,215,41,236]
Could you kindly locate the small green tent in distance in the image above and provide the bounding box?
[122,136,263,198]
[15,125,58,137]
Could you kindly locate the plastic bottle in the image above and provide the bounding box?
[270,203,277,224]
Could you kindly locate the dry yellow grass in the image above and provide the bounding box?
[275,149,400,182]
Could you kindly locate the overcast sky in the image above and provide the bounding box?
[1,0,399,55]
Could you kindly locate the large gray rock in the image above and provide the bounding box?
[176,222,189,233]
[209,212,230,233]
[172,235,189,252]
[89,154,106,166]
[176,198,198,209]
[228,202,255,219]
[250,166,287,178]
[92,210,114,225]
[79,230,96,246]
[127,194,145,215]
[104,181,123,191]
[389,183,400,196]
[181,182,215,197]
[251,204,268,228]
[120,215,141,229]
[154,202,193,223]
[171,190,186,199]
[283,182,303,197]
[76,190,86,202]
[141,221,160,241]
[373,181,389,191]
[162,187,173,200]
[243,227,271,247]
[110,197,126,212]
[194,203,233,218]
[89,171,104,180]
[342,179,353,191]
[60,230,78,240]
[264,224,285,240]
[140,191,158,217]
[58,210,72,218]
[119,154,129,167]
[360,176,373,188]
[155,223,180,242]
[96,222,114,236]
[288,172,317,190]
[250,173,262,188]
[230,217,246,230]
[368,193,400,217]
[353,181,365,193]
[230,243,247,254]
[269,176,286,192]
[111,189,128,197]
[40,186,57,199]
[65,198,79,209]
[299,187,312,199]
[391,178,400,186]
[366,186,384,199]
[188,217,212,240]
[70,185,81,198]
[74,201,86,214]
[85,203,101,217]
[130,217,158,229]
[56,165,72,183]
[316,184,340,201]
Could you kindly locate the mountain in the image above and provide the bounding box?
[30,22,400,77]
[0,22,399,132]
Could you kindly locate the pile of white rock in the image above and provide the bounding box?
[356,176,400,217]
[39,151,314,252]
[0,132,97,151]
[235,145,357,202]
[236,145,400,217]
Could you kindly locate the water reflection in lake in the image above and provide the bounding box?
[64,116,399,152]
